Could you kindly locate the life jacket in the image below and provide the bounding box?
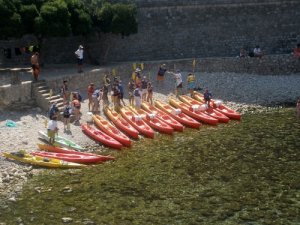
[187,75,195,83]
[141,80,148,89]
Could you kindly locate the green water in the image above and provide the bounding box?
[1,109,300,225]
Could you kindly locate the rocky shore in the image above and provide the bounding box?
[0,71,299,205]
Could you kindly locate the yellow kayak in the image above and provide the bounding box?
[3,151,86,168]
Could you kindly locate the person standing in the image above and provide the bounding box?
[102,84,109,107]
[146,82,153,105]
[156,64,167,86]
[203,89,212,107]
[49,102,59,120]
[72,97,81,123]
[31,52,40,82]
[141,76,148,101]
[47,115,59,145]
[92,88,101,114]
[170,69,183,98]
[61,80,70,104]
[63,101,72,132]
[128,79,135,106]
[118,80,126,106]
[133,85,142,109]
[87,83,95,112]
[187,73,196,97]
[75,45,84,73]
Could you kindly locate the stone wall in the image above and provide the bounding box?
[1,0,299,65]
[1,54,299,108]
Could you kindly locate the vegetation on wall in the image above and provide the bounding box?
[0,0,138,39]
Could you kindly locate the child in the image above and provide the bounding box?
[47,115,59,145]
[203,89,212,107]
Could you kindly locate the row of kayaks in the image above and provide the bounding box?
[79,92,241,149]
[3,92,241,167]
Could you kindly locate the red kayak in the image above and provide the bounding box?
[193,92,241,120]
[130,106,174,135]
[120,107,155,138]
[141,101,184,132]
[155,100,201,129]
[104,107,139,139]
[37,144,115,162]
[179,95,230,123]
[93,114,131,147]
[81,124,123,150]
[31,151,106,164]
[169,97,218,125]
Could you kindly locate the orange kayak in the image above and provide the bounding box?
[37,144,115,162]
[179,95,230,123]
[155,100,201,129]
[93,115,131,147]
[130,106,174,135]
[104,107,139,139]
[169,97,218,125]
[141,101,184,132]
[81,124,123,150]
[193,92,241,120]
[120,107,155,138]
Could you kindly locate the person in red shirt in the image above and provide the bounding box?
[293,43,300,59]
[87,83,95,112]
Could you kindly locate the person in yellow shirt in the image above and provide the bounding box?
[187,73,196,97]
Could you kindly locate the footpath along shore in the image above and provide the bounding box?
[0,64,300,205]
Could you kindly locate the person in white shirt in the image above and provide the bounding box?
[75,45,84,73]
[169,69,183,97]
[47,115,59,145]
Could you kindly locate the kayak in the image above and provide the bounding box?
[129,106,174,135]
[179,95,230,123]
[3,151,85,168]
[104,107,139,139]
[193,92,241,120]
[169,97,218,125]
[38,130,85,151]
[142,101,184,132]
[155,100,201,129]
[37,144,115,162]
[31,151,104,164]
[120,107,155,138]
[81,124,123,150]
[93,114,131,147]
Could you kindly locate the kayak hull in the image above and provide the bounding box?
[169,97,218,125]
[104,107,139,139]
[31,151,104,164]
[37,144,115,162]
[93,114,131,147]
[141,101,184,132]
[179,95,230,123]
[155,100,201,129]
[38,131,85,151]
[193,92,241,120]
[81,124,123,150]
[3,151,85,168]
[129,106,174,135]
[120,107,155,138]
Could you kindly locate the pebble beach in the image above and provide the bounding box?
[0,69,300,205]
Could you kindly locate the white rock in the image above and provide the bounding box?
[62,217,73,223]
